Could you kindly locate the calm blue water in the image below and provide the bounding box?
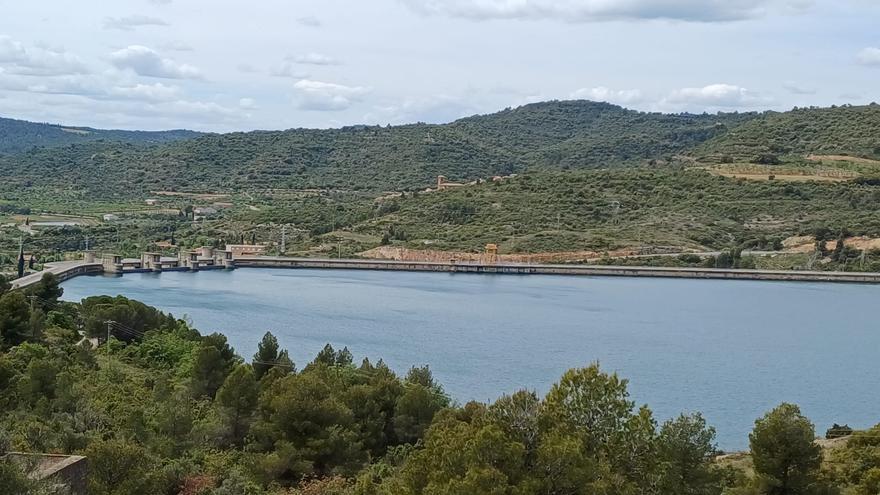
[61,268,880,450]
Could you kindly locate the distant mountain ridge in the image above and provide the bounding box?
[0,116,204,155]
[0,101,878,196]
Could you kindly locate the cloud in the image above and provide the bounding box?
[292,79,370,111]
[107,83,180,102]
[0,74,102,96]
[365,94,480,124]
[271,61,309,78]
[570,86,644,105]
[110,45,202,79]
[297,16,322,27]
[148,0,173,4]
[292,53,340,66]
[400,0,786,22]
[857,47,880,66]
[161,40,194,52]
[782,81,816,95]
[239,97,257,109]
[0,69,181,103]
[103,14,169,31]
[662,83,769,110]
[237,63,259,73]
[0,36,90,76]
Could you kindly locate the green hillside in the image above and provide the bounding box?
[327,167,880,253]
[3,101,880,268]
[693,104,880,164]
[0,116,203,155]
[0,101,757,197]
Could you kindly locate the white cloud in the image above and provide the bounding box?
[365,94,480,124]
[0,36,89,76]
[857,47,880,66]
[400,0,786,22]
[570,86,644,105]
[271,61,309,78]
[782,81,816,95]
[293,79,370,111]
[239,97,257,109]
[103,14,169,31]
[297,16,322,27]
[292,53,340,66]
[662,83,769,110]
[110,45,202,79]
[108,83,180,102]
[161,40,194,52]
[0,69,181,103]
[237,63,259,73]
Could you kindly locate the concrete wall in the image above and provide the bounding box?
[235,257,880,284]
[15,256,880,288]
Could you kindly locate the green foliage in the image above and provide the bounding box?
[85,438,159,495]
[0,101,758,197]
[347,166,880,257]
[25,273,63,312]
[695,105,880,163]
[0,116,201,155]
[825,424,853,440]
[253,331,293,380]
[656,413,722,495]
[216,364,259,446]
[0,459,38,494]
[0,292,31,349]
[749,403,823,495]
[80,295,176,341]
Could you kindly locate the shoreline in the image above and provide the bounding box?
[13,255,880,290]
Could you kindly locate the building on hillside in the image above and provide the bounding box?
[437,175,467,190]
[193,207,218,217]
[145,199,159,206]
[3,453,88,495]
[102,214,120,222]
[226,244,267,257]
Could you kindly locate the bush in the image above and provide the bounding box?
[826,424,854,439]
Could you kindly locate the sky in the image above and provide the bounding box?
[0,0,878,132]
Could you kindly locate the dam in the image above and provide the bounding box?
[13,247,880,290]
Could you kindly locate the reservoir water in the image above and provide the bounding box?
[61,268,880,450]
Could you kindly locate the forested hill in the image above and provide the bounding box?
[0,101,756,195]
[1,101,878,196]
[0,116,203,155]
[694,104,880,162]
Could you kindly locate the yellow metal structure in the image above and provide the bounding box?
[483,243,499,264]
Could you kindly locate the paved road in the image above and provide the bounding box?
[11,260,92,290]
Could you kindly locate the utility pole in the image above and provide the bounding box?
[281,225,287,254]
[27,295,39,339]
[105,320,114,373]
[17,236,25,278]
[609,201,621,225]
